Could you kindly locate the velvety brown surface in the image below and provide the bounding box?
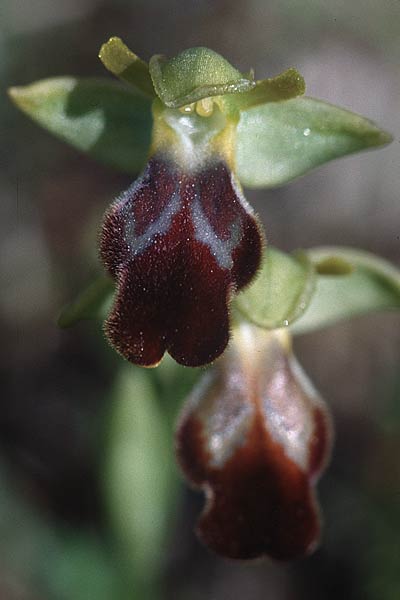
[100,155,263,367]
[178,414,323,560]
[176,328,332,560]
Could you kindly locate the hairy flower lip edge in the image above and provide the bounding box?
[99,155,264,368]
[175,327,334,560]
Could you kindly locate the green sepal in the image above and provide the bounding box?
[8,77,152,173]
[149,47,255,108]
[236,96,392,188]
[58,275,114,328]
[235,246,316,329]
[292,247,400,334]
[98,37,155,97]
[235,68,305,110]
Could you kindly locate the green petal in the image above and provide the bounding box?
[292,247,400,335]
[8,77,152,173]
[98,37,155,97]
[236,68,305,109]
[58,275,114,328]
[235,246,316,329]
[149,47,255,108]
[236,96,392,188]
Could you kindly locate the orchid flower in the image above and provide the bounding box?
[9,38,399,564]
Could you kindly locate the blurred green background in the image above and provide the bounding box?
[1,1,399,598]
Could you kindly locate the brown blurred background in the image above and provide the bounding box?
[1,1,400,599]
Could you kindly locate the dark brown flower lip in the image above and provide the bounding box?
[176,327,333,560]
[99,154,263,367]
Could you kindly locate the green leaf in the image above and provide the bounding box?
[236,96,392,188]
[104,367,178,594]
[236,68,305,110]
[58,275,115,328]
[149,47,255,108]
[292,247,400,334]
[235,246,316,329]
[8,77,152,173]
[99,37,155,97]
[0,463,129,600]
[45,534,128,600]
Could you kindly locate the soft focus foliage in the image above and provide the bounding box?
[58,275,114,328]
[104,367,176,596]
